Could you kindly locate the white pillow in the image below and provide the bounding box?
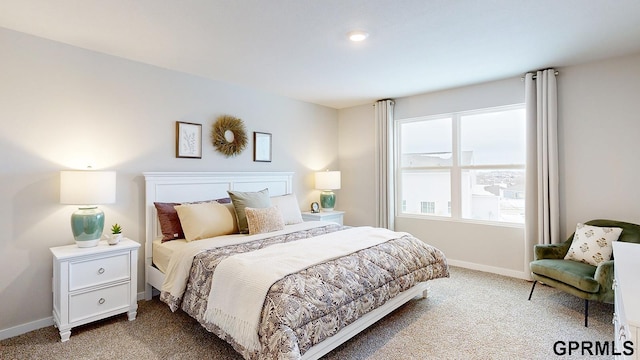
[270,194,303,225]
[174,202,238,241]
[245,206,285,235]
[564,223,622,266]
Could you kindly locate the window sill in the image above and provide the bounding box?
[397,213,524,229]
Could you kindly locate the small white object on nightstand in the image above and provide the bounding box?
[50,238,140,342]
[301,210,344,226]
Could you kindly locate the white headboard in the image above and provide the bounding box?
[143,171,294,298]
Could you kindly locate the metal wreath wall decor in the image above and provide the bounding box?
[211,115,248,157]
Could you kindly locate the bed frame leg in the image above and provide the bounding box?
[414,287,429,299]
[145,284,153,300]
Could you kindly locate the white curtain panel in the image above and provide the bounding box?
[524,69,560,274]
[374,99,395,230]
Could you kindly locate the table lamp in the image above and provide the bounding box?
[315,170,341,212]
[60,170,116,247]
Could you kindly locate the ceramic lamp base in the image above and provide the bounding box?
[76,238,101,248]
[320,190,336,212]
[71,206,105,248]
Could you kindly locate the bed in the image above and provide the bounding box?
[144,171,449,360]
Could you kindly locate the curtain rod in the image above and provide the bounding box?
[373,99,396,106]
[521,70,559,81]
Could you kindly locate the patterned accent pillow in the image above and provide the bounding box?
[154,197,231,242]
[228,188,271,233]
[245,206,285,235]
[270,194,303,225]
[174,202,238,241]
[564,223,622,266]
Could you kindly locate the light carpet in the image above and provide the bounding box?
[0,267,614,359]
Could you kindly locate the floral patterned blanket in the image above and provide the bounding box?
[160,223,449,360]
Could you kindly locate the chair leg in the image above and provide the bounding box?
[584,300,589,327]
[528,281,537,300]
[527,280,589,327]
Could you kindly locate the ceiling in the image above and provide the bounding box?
[2,0,640,109]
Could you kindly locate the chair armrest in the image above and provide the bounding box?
[534,240,571,260]
[594,260,615,292]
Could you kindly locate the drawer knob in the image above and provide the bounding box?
[98,298,105,305]
[98,268,105,275]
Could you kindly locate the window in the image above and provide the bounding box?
[397,105,525,224]
[420,201,435,214]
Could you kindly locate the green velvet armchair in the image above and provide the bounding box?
[528,219,640,327]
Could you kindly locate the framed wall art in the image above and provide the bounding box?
[253,132,272,162]
[176,121,202,158]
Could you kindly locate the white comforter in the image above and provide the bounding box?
[202,226,406,351]
[161,221,333,302]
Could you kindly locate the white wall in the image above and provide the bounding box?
[558,53,640,234]
[337,104,376,226]
[338,53,640,279]
[0,28,338,335]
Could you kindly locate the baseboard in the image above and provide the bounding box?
[0,316,54,341]
[0,291,149,341]
[448,259,530,280]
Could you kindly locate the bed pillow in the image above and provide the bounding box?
[154,197,232,242]
[245,206,285,235]
[228,188,272,233]
[564,223,622,266]
[270,194,303,225]
[174,201,238,241]
[154,202,184,241]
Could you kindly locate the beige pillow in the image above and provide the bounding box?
[154,197,230,242]
[245,206,285,235]
[270,194,303,225]
[174,202,238,241]
[564,223,622,266]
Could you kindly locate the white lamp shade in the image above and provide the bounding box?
[60,171,116,205]
[315,171,341,190]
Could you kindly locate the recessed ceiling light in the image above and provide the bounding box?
[348,30,369,42]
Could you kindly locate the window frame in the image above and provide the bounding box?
[395,104,525,227]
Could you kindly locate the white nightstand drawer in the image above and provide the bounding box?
[69,282,130,323]
[69,253,130,291]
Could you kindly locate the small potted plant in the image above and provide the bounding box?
[108,223,122,245]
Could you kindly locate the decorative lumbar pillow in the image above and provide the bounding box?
[270,194,303,225]
[174,201,238,241]
[564,223,622,266]
[245,206,285,235]
[154,198,231,242]
[228,188,272,233]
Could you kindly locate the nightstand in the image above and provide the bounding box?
[301,210,344,225]
[50,238,140,342]
[613,241,640,360]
